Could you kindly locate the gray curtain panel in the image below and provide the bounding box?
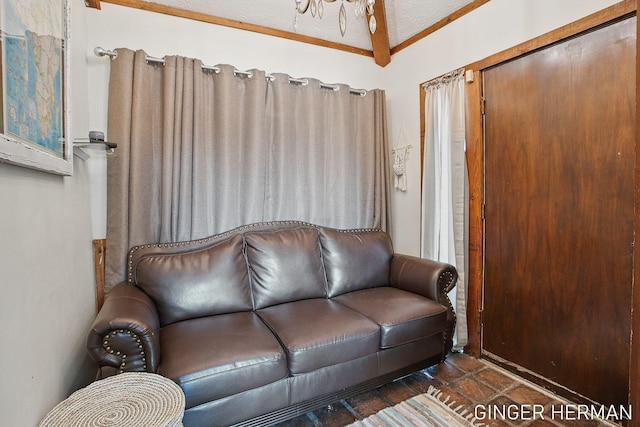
[105,48,390,290]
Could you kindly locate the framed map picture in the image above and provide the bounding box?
[0,0,71,175]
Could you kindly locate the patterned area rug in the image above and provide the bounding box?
[347,386,480,427]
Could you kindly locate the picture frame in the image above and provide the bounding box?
[0,0,72,175]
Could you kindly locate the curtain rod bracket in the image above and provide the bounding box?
[94,46,117,59]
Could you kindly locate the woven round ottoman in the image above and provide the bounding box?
[39,373,185,427]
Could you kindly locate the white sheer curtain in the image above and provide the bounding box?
[105,49,390,290]
[421,69,468,350]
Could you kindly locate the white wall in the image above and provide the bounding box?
[384,0,621,255]
[0,2,98,426]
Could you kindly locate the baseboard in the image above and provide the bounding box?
[481,350,602,407]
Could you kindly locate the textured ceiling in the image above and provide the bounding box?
[144,0,475,51]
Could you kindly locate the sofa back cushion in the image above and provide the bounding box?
[245,228,327,309]
[319,228,393,297]
[134,234,251,326]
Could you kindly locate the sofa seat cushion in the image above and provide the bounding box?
[257,299,380,374]
[157,312,288,409]
[333,287,448,349]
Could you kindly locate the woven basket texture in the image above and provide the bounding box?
[39,373,185,427]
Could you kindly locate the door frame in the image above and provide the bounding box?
[456,0,638,419]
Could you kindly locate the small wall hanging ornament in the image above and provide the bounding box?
[392,144,411,192]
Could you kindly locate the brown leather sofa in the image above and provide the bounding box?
[87,221,457,427]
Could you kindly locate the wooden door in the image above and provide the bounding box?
[483,16,636,406]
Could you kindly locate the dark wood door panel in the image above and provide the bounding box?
[483,17,635,406]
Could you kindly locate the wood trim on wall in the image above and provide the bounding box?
[85,0,101,9]
[93,239,106,311]
[89,0,490,66]
[97,0,374,58]
[392,0,489,56]
[631,1,640,425]
[465,1,636,72]
[463,70,484,357]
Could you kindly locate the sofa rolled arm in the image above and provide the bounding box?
[87,282,160,375]
[390,254,458,354]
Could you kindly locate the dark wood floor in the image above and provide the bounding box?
[274,353,618,427]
